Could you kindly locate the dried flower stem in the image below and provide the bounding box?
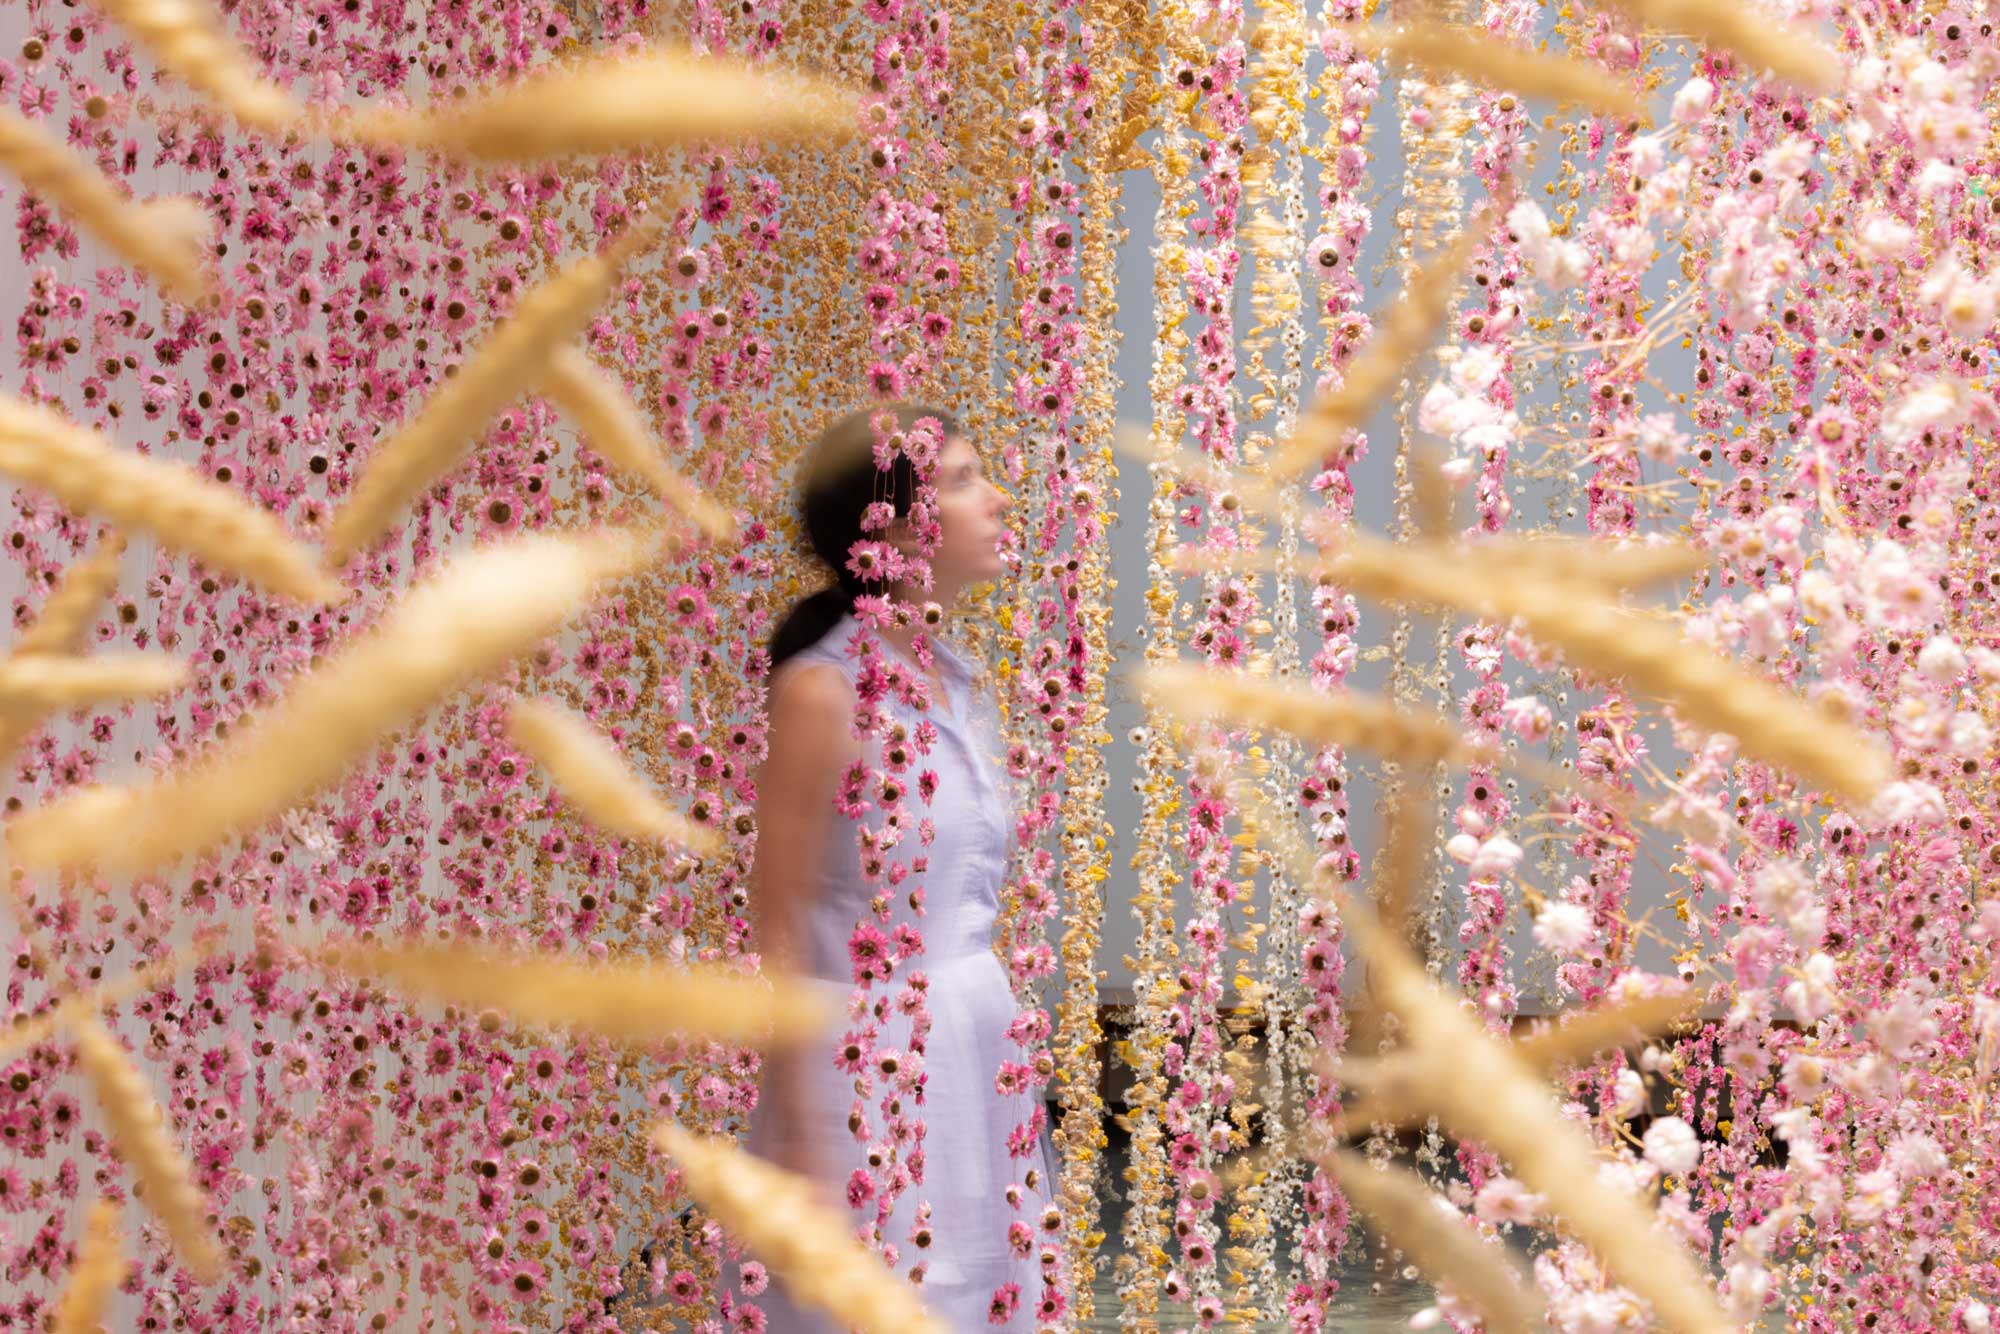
[335,46,860,162]
[651,1122,945,1334]
[323,217,665,565]
[0,653,187,716]
[1589,0,1842,94]
[1322,534,1892,805]
[1321,1149,1542,1334]
[0,394,347,606]
[506,696,721,854]
[539,347,738,541]
[1271,217,1488,481]
[0,110,211,302]
[52,1199,125,1334]
[311,936,834,1048]
[69,1016,223,1282]
[83,0,301,130]
[7,525,670,878]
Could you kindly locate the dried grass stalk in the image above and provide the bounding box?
[0,111,211,303]
[1513,988,1699,1074]
[651,1123,945,1334]
[0,653,187,715]
[7,524,670,878]
[1463,534,1708,593]
[1591,0,1841,94]
[1321,1149,1542,1334]
[337,46,859,162]
[1334,899,1734,1334]
[313,936,834,1047]
[322,217,664,566]
[53,1199,125,1334]
[1323,535,1892,806]
[1135,660,1492,771]
[1355,22,1641,118]
[539,347,738,541]
[84,0,301,130]
[0,395,346,606]
[1272,219,1487,481]
[69,1016,223,1281]
[506,697,721,854]
[14,534,127,658]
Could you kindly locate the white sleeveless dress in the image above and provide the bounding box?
[724,612,1060,1333]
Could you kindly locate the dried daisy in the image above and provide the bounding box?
[13,534,127,658]
[1272,218,1487,481]
[312,936,834,1048]
[7,524,670,878]
[83,0,301,130]
[52,1199,125,1334]
[651,1123,945,1334]
[336,46,859,162]
[0,110,211,302]
[539,346,738,542]
[1354,22,1641,119]
[69,1016,223,1282]
[322,216,664,566]
[1513,987,1700,1074]
[0,653,187,716]
[1322,535,1893,806]
[1321,1149,1541,1334]
[1589,0,1840,94]
[0,394,347,606]
[506,697,721,855]
[1135,660,1493,771]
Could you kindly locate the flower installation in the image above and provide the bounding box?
[2,0,1999,1331]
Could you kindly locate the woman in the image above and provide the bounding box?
[728,404,1056,1333]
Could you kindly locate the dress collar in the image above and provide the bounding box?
[829,611,973,686]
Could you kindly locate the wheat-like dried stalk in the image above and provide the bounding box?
[13,534,127,658]
[335,46,859,162]
[0,395,346,606]
[539,347,738,542]
[1590,0,1841,94]
[0,653,186,716]
[69,1016,223,1282]
[1513,987,1700,1074]
[1323,535,1893,806]
[1332,899,1734,1334]
[322,217,664,566]
[0,110,211,303]
[651,1123,945,1334]
[1354,22,1641,119]
[7,524,670,878]
[313,936,834,1047]
[52,1199,125,1334]
[1321,1150,1542,1334]
[506,697,721,855]
[1271,217,1488,481]
[1385,532,1709,595]
[1135,660,1492,771]
[83,0,301,130]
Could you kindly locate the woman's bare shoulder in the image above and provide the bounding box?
[764,659,858,754]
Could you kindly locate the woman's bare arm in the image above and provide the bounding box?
[746,660,856,978]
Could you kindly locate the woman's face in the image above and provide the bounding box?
[896,433,1011,593]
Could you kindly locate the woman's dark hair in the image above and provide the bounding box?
[766,403,962,676]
